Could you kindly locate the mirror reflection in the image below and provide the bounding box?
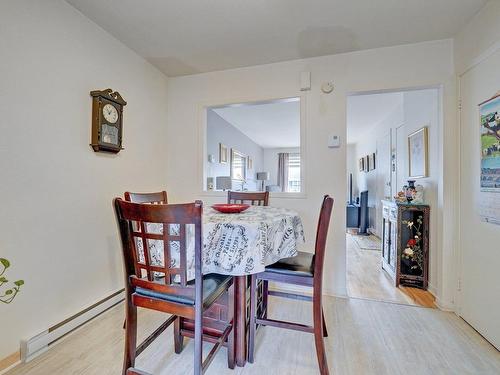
[205,98,301,193]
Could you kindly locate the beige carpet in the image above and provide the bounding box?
[352,234,381,250]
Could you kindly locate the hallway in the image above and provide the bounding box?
[347,233,436,308]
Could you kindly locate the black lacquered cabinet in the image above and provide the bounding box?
[381,200,430,289]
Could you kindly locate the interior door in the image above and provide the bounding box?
[375,131,392,237]
[458,49,500,350]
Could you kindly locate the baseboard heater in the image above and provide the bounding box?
[20,289,124,362]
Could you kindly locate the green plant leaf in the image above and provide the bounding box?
[0,258,10,268]
[14,280,24,286]
[0,277,7,283]
[5,289,13,295]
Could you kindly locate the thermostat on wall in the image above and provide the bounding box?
[328,135,341,148]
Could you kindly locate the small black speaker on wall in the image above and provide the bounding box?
[358,190,369,235]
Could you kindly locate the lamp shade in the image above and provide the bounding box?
[256,172,270,181]
[216,176,232,190]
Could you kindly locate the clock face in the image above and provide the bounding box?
[102,103,118,124]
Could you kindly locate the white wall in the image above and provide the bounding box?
[353,98,403,198]
[165,39,456,302]
[455,0,500,349]
[398,89,441,295]
[454,0,500,76]
[0,0,168,359]
[262,147,300,187]
[351,96,403,235]
[206,109,263,191]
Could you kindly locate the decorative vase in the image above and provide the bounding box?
[413,184,424,204]
[405,180,416,202]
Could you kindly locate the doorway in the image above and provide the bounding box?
[345,88,438,308]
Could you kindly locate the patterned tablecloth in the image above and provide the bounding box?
[203,206,305,276]
[136,206,305,281]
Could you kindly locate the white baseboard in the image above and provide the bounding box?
[426,283,455,312]
[427,282,437,296]
[435,296,455,312]
[20,289,124,363]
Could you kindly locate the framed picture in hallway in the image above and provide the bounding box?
[364,155,370,172]
[219,143,228,163]
[369,153,376,171]
[359,158,364,171]
[408,127,428,178]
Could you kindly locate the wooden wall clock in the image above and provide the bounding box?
[90,89,127,153]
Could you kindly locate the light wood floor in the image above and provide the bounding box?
[7,296,500,375]
[346,233,436,308]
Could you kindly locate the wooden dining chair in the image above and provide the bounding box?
[114,199,235,375]
[247,195,334,375]
[227,191,269,206]
[124,191,168,204]
[122,191,169,328]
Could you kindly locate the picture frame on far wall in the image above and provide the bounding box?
[247,156,253,170]
[364,155,370,172]
[359,157,364,172]
[408,126,428,178]
[369,153,376,171]
[219,143,228,163]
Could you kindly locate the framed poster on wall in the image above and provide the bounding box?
[478,93,500,225]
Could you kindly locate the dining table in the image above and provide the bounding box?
[138,204,305,366]
[202,205,305,366]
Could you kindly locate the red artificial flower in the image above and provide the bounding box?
[407,239,417,247]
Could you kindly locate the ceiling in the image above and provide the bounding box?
[66,0,486,77]
[212,99,300,149]
[347,92,403,144]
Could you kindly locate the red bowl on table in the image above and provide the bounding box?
[211,204,250,214]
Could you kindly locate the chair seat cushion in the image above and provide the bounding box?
[135,273,232,308]
[265,251,314,277]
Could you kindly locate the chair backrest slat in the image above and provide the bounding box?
[114,198,202,298]
[179,224,187,286]
[227,191,269,206]
[139,221,154,281]
[162,223,172,285]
